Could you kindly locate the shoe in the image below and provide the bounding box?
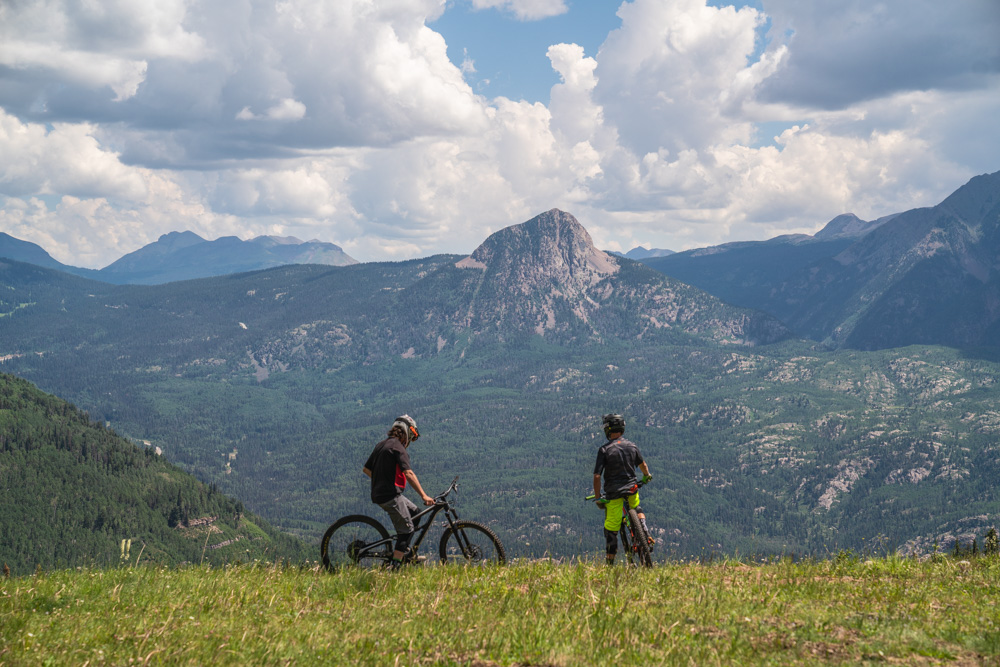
[402,548,426,565]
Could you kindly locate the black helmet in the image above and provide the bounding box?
[602,413,625,437]
[392,414,420,443]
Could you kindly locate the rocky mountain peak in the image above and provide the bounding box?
[155,231,207,249]
[938,170,1000,227]
[813,213,891,240]
[420,208,784,345]
[455,209,618,288]
[814,214,867,239]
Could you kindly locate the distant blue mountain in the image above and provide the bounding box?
[625,247,675,259]
[609,247,675,260]
[638,209,900,315]
[97,232,358,284]
[0,231,357,285]
[0,233,101,280]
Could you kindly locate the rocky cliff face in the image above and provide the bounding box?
[448,209,620,337]
[398,209,788,351]
[456,209,619,289]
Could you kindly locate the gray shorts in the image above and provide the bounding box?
[378,494,418,536]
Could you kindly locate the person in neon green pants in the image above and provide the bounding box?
[592,414,652,564]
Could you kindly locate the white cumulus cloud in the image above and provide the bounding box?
[469,0,568,21]
[0,0,996,265]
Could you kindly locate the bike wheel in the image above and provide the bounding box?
[626,508,653,568]
[321,515,391,570]
[439,520,506,565]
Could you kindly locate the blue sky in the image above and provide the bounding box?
[433,1,769,105]
[434,1,792,148]
[0,0,997,267]
[432,3,625,103]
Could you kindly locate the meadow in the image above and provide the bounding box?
[3,555,999,665]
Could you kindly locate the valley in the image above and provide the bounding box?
[2,177,1000,563]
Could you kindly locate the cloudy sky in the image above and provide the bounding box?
[1,0,998,267]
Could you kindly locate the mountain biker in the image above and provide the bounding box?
[593,413,653,565]
[362,414,435,568]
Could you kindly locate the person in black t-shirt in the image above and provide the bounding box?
[593,413,653,564]
[362,414,434,567]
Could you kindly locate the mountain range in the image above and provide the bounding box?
[0,231,356,285]
[4,171,998,354]
[4,195,1000,560]
[396,209,786,351]
[0,210,787,378]
[642,170,1000,350]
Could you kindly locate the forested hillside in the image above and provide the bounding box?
[0,374,307,576]
[641,236,855,315]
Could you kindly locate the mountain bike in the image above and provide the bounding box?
[321,476,506,569]
[586,479,653,567]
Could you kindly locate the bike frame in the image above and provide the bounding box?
[355,477,465,559]
[618,510,641,562]
[586,479,648,564]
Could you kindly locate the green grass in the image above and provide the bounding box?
[3,557,1000,665]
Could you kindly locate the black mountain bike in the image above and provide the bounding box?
[586,479,653,567]
[321,476,506,569]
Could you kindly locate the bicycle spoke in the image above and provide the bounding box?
[439,521,506,565]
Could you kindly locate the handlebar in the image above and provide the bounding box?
[434,475,460,503]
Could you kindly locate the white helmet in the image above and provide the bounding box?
[392,414,420,443]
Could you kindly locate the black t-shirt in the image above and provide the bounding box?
[593,437,644,499]
[364,437,411,504]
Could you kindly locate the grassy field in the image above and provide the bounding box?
[2,556,999,665]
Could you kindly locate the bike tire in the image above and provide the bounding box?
[439,520,506,565]
[321,515,391,570]
[626,508,653,568]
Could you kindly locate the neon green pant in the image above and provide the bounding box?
[604,492,640,531]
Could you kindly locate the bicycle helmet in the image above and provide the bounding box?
[392,414,420,444]
[602,413,625,437]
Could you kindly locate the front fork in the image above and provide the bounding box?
[443,507,473,553]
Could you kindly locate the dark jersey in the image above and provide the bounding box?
[364,437,411,504]
[593,437,644,499]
